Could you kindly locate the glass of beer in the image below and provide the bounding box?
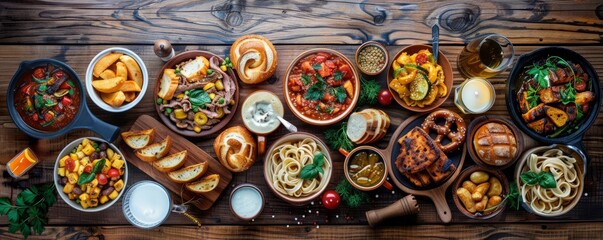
[458,34,514,79]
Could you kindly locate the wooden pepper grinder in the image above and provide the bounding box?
[154,39,175,62]
[365,194,419,227]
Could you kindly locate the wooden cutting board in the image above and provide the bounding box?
[116,114,232,210]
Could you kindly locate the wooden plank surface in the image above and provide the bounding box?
[3,223,603,239]
[1,44,603,227]
[0,1,602,45]
[117,115,233,211]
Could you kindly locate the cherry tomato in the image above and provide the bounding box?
[97,173,108,185]
[322,190,341,210]
[83,164,92,174]
[65,158,76,172]
[20,82,35,95]
[32,113,39,121]
[107,168,120,178]
[33,67,45,79]
[415,53,428,65]
[44,112,54,122]
[377,89,393,106]
[53,71,65,79]
[61,96,72,106]
[59,81,71,90]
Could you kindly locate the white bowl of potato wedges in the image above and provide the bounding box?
[54,137,128,212]
[86,47,148,112]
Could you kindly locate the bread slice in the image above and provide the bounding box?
[153,150,187,173]
[157,69,179,100]
[395,127,441,174]
[167,162,208,183]
[185,174,220,193]
[180,56,209,82]
[122,129,155,150]
[135,136,172,162]
[347,111,378,144]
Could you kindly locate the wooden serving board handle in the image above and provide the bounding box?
[117,115,233,211]
[365,195,419,227]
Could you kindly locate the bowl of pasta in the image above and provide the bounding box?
[387,45,453,112]
[514,144,586,217]
[264,132,333,205]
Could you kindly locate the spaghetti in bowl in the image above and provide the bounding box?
[514,144,585,217]
[264,132,333,205]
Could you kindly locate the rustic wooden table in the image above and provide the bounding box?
[1,1,603,239]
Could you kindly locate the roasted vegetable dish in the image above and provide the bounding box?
[14,64,80,131]
[57,138,126,209]
[517,56,595,137]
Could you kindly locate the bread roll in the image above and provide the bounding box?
[214,126,256,172]
[473,122,518,166]
[229,35,277,84]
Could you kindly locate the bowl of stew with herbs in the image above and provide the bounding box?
[7,59,120,141]
[283,49,360,126]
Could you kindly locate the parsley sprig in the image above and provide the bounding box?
[323,121,354,151]
[0,183,57,239]
[335,178,370,208]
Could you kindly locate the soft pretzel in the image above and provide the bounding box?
[230,35,278,84]
[421,109,467,153]
[213,126,257,172]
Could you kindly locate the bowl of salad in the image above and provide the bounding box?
[54,137,128,212]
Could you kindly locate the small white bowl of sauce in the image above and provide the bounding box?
[230,183,264,220]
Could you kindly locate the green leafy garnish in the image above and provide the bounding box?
[577,104,584,120]
[335,178,370,208]
[323,121,354,151]
[301,74,311,85]
[300,152,325,180]
[330,86,347,103]
[77,159,106,185]
[312,64,322,70]
[188,89,212,109]
[315,73,325,83]
[358,76,381,106]
[526,85,540,109]
[0,183,57,239]
[560,83,576,105]
[305,81,326,101]
[333,71,343,81]
[393,68,406,78]
[520,171,557,188]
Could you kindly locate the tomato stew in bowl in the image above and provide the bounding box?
[284,49,360,126]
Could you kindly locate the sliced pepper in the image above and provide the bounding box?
[173,109,187,120]
[194,112,208,126]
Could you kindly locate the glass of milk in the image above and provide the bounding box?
[229,184,264,220]
[122,180,187,229]
[454,78,496,114]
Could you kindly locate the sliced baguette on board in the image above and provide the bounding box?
[153,150,187,172]
[167,162,208,183]
[186,174,220,193]
[363,109,390,143]
[135,136,172,162]
[121,128,155,149]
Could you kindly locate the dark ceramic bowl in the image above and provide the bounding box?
[7,59,120,141]
[506,47,601,157]
[452,165,509,220]
[154,50,239,137]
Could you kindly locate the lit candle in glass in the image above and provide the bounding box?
[454,78,495,114]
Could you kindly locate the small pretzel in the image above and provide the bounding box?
[421,109,467,153]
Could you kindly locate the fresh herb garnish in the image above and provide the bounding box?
[358,76,381,105]
[333,71,343,81]
[305,81,326,100]
[0,182,57,239]
[301,74,311,85]
[484,181,521,212]
[312,64,322,70]
[77,159,106,185]
[526,85,540,109]
[323,121,354,151]
[577,104,584,120]
[188,89,212,108]
[335,178,370,208]
[300,152,325,180]
[315,73,325,83]
[520,171,557,188]
[330,86,347,103]
[560,83,576,105]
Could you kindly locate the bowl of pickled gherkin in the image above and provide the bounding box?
[344,146,387,191]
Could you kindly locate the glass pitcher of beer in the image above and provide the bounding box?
[458,34,514,79]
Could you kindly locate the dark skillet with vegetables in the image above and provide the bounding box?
[7,59,120,141]
[506,47,601,156]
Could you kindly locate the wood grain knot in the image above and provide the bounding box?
[360,3,387,25]
[211,0,244,27]
[436,4,480,34]
[529,1,548,22]
[596,4,603,20]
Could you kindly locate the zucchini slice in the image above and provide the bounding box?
[404,63,429,75]
[409,72,430,101]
